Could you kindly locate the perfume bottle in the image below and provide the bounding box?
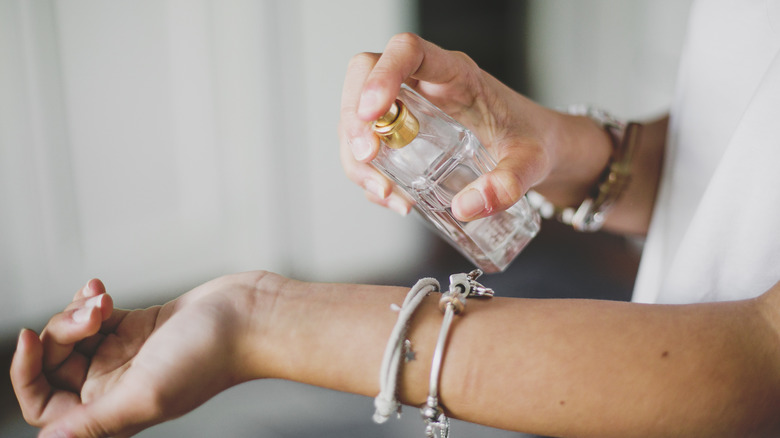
[372,84,540,273]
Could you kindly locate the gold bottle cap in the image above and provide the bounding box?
[373,99,419,149]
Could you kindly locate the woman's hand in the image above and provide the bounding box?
[10,272,273,438]
[338,33,611,221]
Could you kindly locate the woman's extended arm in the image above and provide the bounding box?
[252,272,780,438]
[12,271,780,437]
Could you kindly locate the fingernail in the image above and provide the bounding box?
[72,295,102,323]
[18,328,28,344]
[85,294,104,309]
[455,188,486,220]
[364,179,386,199]
[72,307,92,323]
[388,196,411,217]
[350,137,373,162]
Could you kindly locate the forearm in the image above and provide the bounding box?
[247,273,780,437]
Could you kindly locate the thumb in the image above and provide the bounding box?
[38,387,159,438]
[452,143,547,221]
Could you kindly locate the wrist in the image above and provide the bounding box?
[205,270,289,382]
[229,270,290,381]
[535,110,613,207]
[240,274,431,400]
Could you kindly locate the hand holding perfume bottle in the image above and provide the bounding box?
[370,85,540,272]
[339,33,616,269]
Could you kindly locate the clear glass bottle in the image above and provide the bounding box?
[372,85,540,273]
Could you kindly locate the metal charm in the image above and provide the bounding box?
[464,269,494,298]
[421,397,450,438]
[438,269,494,313]
[403,339,416,362]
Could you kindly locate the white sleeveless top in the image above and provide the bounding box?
[632,0,780,304]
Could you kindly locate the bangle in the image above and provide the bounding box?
[527,105,641,232]
[374,277,440,423]
[372,270,494,437]
[420,269,493,438]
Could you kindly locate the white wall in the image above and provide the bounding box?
[527,0,694,119]
[0,0,421,336]
[0,0,697,338]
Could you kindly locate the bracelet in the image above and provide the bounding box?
[373,270,494,438]
[374,277,440,423]
[420,269,493,438]
[527,105,641,232]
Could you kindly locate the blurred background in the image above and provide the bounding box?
[1,0,691,436]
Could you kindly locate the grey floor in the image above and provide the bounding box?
[1,378,528,438]
[0,220,639,438]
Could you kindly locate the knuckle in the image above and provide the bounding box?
[338,146,362,181]
[386,33,425,64]
[450,50,477,68]
[82,420,113,438]
[21,409,43,427]
[342,163,362,184]
[488,169,525,208]
[16,392,46,427]
[348,51,379,69]
[338,119,364,142]
[390,32,423,50]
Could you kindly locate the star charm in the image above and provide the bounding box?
[403,339,416,362]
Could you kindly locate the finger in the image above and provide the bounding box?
[365,187,414,216]
[62,292,114,322]
[73,279,106,302]
[357,32,474,121]
[451,141,548,221]
[338,125,392,198]
[46,351,90,394]
[40,294,112,372]
[365,190,413,217]
[11,328,48,424]
[11,329,81,427]
[97,306,130,335]
[71,302,126,354]
[340,51,381,163]
[342,33,472,161]
[74,332,107,357]
[339,52,397,200]
[39,380,163,438]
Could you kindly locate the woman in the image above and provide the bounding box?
[12,1,780,436]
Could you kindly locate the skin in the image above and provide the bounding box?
[11,33,780,437]
[337,33,665,235]
[11,273,780,438]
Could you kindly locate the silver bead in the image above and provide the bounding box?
[420,403,443,421]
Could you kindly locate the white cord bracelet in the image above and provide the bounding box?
[373,270,494,438]
[373,277,440,423]
[420,269,493,438]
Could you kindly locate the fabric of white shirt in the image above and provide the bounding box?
[632,0,780,304]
